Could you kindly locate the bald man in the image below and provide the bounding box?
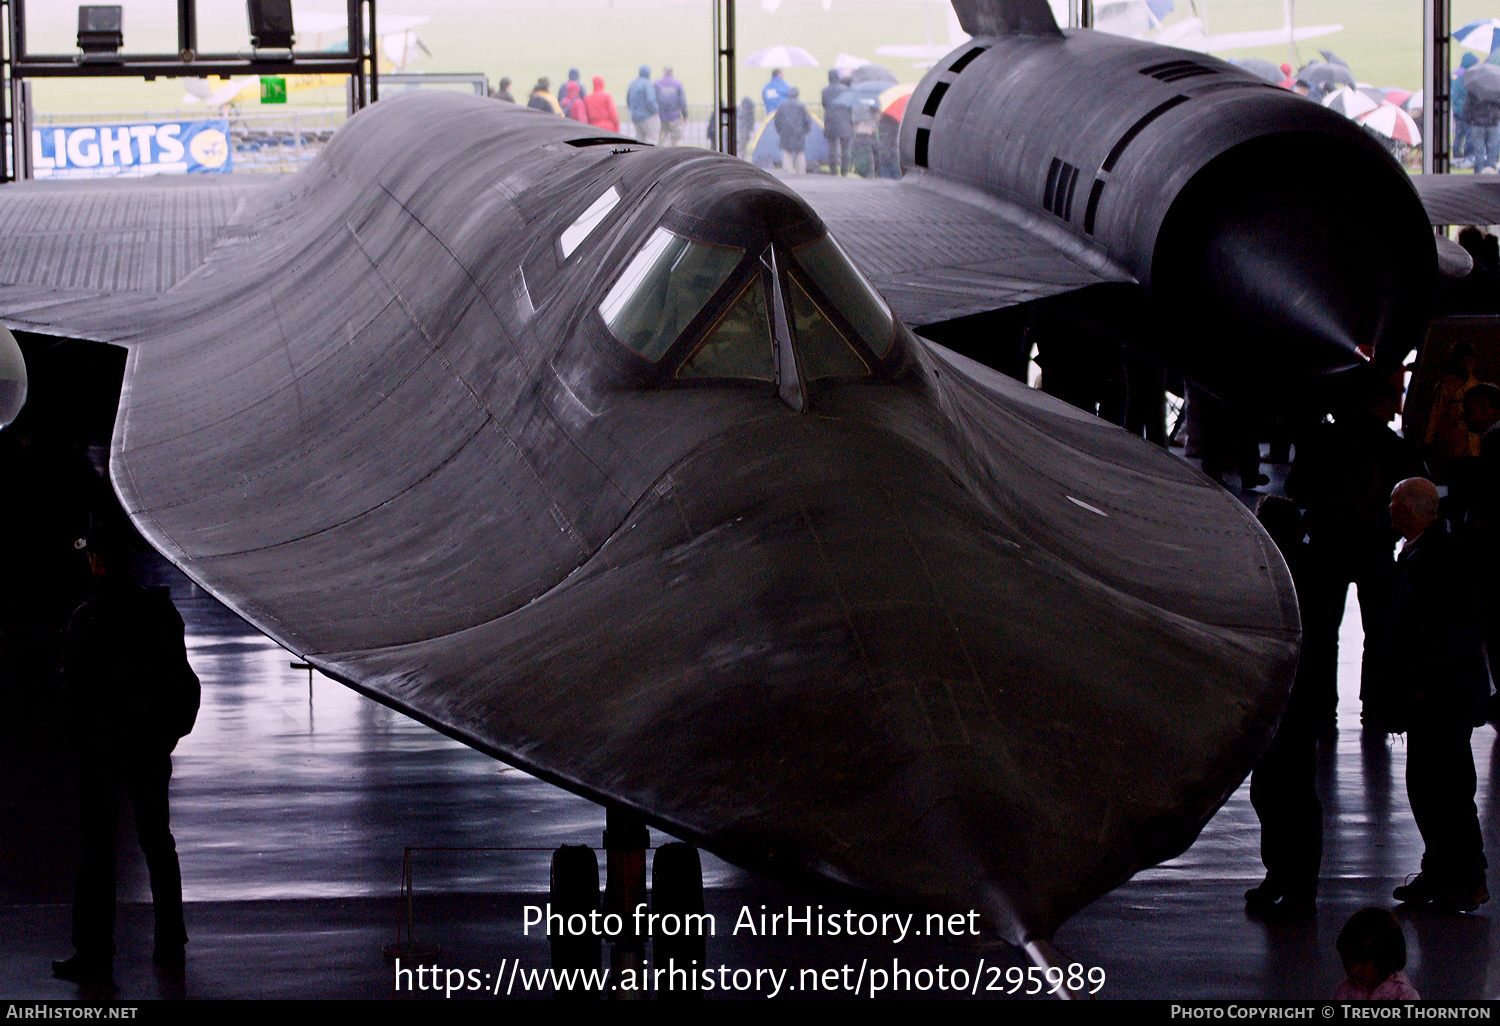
[1387,478,1491,912]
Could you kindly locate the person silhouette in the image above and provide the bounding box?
[52,523,199,982]
[1386,478,1489,912]
[1244,496,1323,922]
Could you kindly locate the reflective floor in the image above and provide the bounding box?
[3,554,1498,1000]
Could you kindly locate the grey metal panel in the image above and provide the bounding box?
[901,31,1420,281]
[0,176,270,342]
[785,174,1126,326]
[1,94,1297,945]
[928,345,1295,630]
[1411,174,1500,226]
[0,176,257,290]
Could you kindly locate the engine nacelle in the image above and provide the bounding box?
[901,30,1435,400]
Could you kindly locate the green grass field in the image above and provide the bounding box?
[19,0,1500,118]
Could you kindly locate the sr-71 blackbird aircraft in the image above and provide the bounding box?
[0,0,1467,958]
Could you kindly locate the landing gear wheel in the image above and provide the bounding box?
[550,844,601,999]
[651,841,705,1000]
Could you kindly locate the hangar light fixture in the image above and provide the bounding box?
[76,6,124,59]
[248,0,296,52]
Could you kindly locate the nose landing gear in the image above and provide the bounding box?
[549,809,707,999]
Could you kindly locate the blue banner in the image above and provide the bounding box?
[32,119,232,178]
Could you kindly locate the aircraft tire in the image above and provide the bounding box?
[549,843,602,998]
[650,841,706,1000]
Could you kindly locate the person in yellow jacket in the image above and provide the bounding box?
[528,77,562,115]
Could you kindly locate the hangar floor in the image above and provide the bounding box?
[2,552,1498,1002]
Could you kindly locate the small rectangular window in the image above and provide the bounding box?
[922,82,950,118]
[559,186,621,258]
[948,46,987,74]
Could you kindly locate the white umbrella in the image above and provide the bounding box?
[834,53,870,71]
[745,45,819,68]
[1404,88,1423,112]
[1455,18,1500,54]
[1359,102,1422,146]
[1322,86,1379,119]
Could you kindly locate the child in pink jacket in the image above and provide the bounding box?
[1333,908,1420,1000]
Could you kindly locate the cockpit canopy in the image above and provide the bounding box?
[597,223,898,398]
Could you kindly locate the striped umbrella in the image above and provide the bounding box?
[1322,86,1379,118]
[1455,18,1500,54]
[879,82,918,122]
[1358,102,1422,146]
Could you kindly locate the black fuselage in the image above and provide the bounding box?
[24,94,1305,943]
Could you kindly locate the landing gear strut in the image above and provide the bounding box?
[603,807,649,1000]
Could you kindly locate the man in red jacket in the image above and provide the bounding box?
[583,76,620,134]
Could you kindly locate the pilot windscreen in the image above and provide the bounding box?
[600,228,744,362]
[678,276,775,381]
[791,235,896,359]
[786,274,871,381]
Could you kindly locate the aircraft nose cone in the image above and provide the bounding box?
[356,396,1296,942]
[667,414,1292,936]
[506,406,1292,940]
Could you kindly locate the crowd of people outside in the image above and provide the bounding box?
[493,65,690,146]
[1285,45,1500,173]
[1451,52,1500,172]
[752,63,901,177]
[474,33,1500,179]
[484,62,901,178]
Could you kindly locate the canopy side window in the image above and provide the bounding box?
[560,186,621,258]
[790,235,897,359]
[600,228,744,363]
[677,275,776,382]
[786,273,871,381]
